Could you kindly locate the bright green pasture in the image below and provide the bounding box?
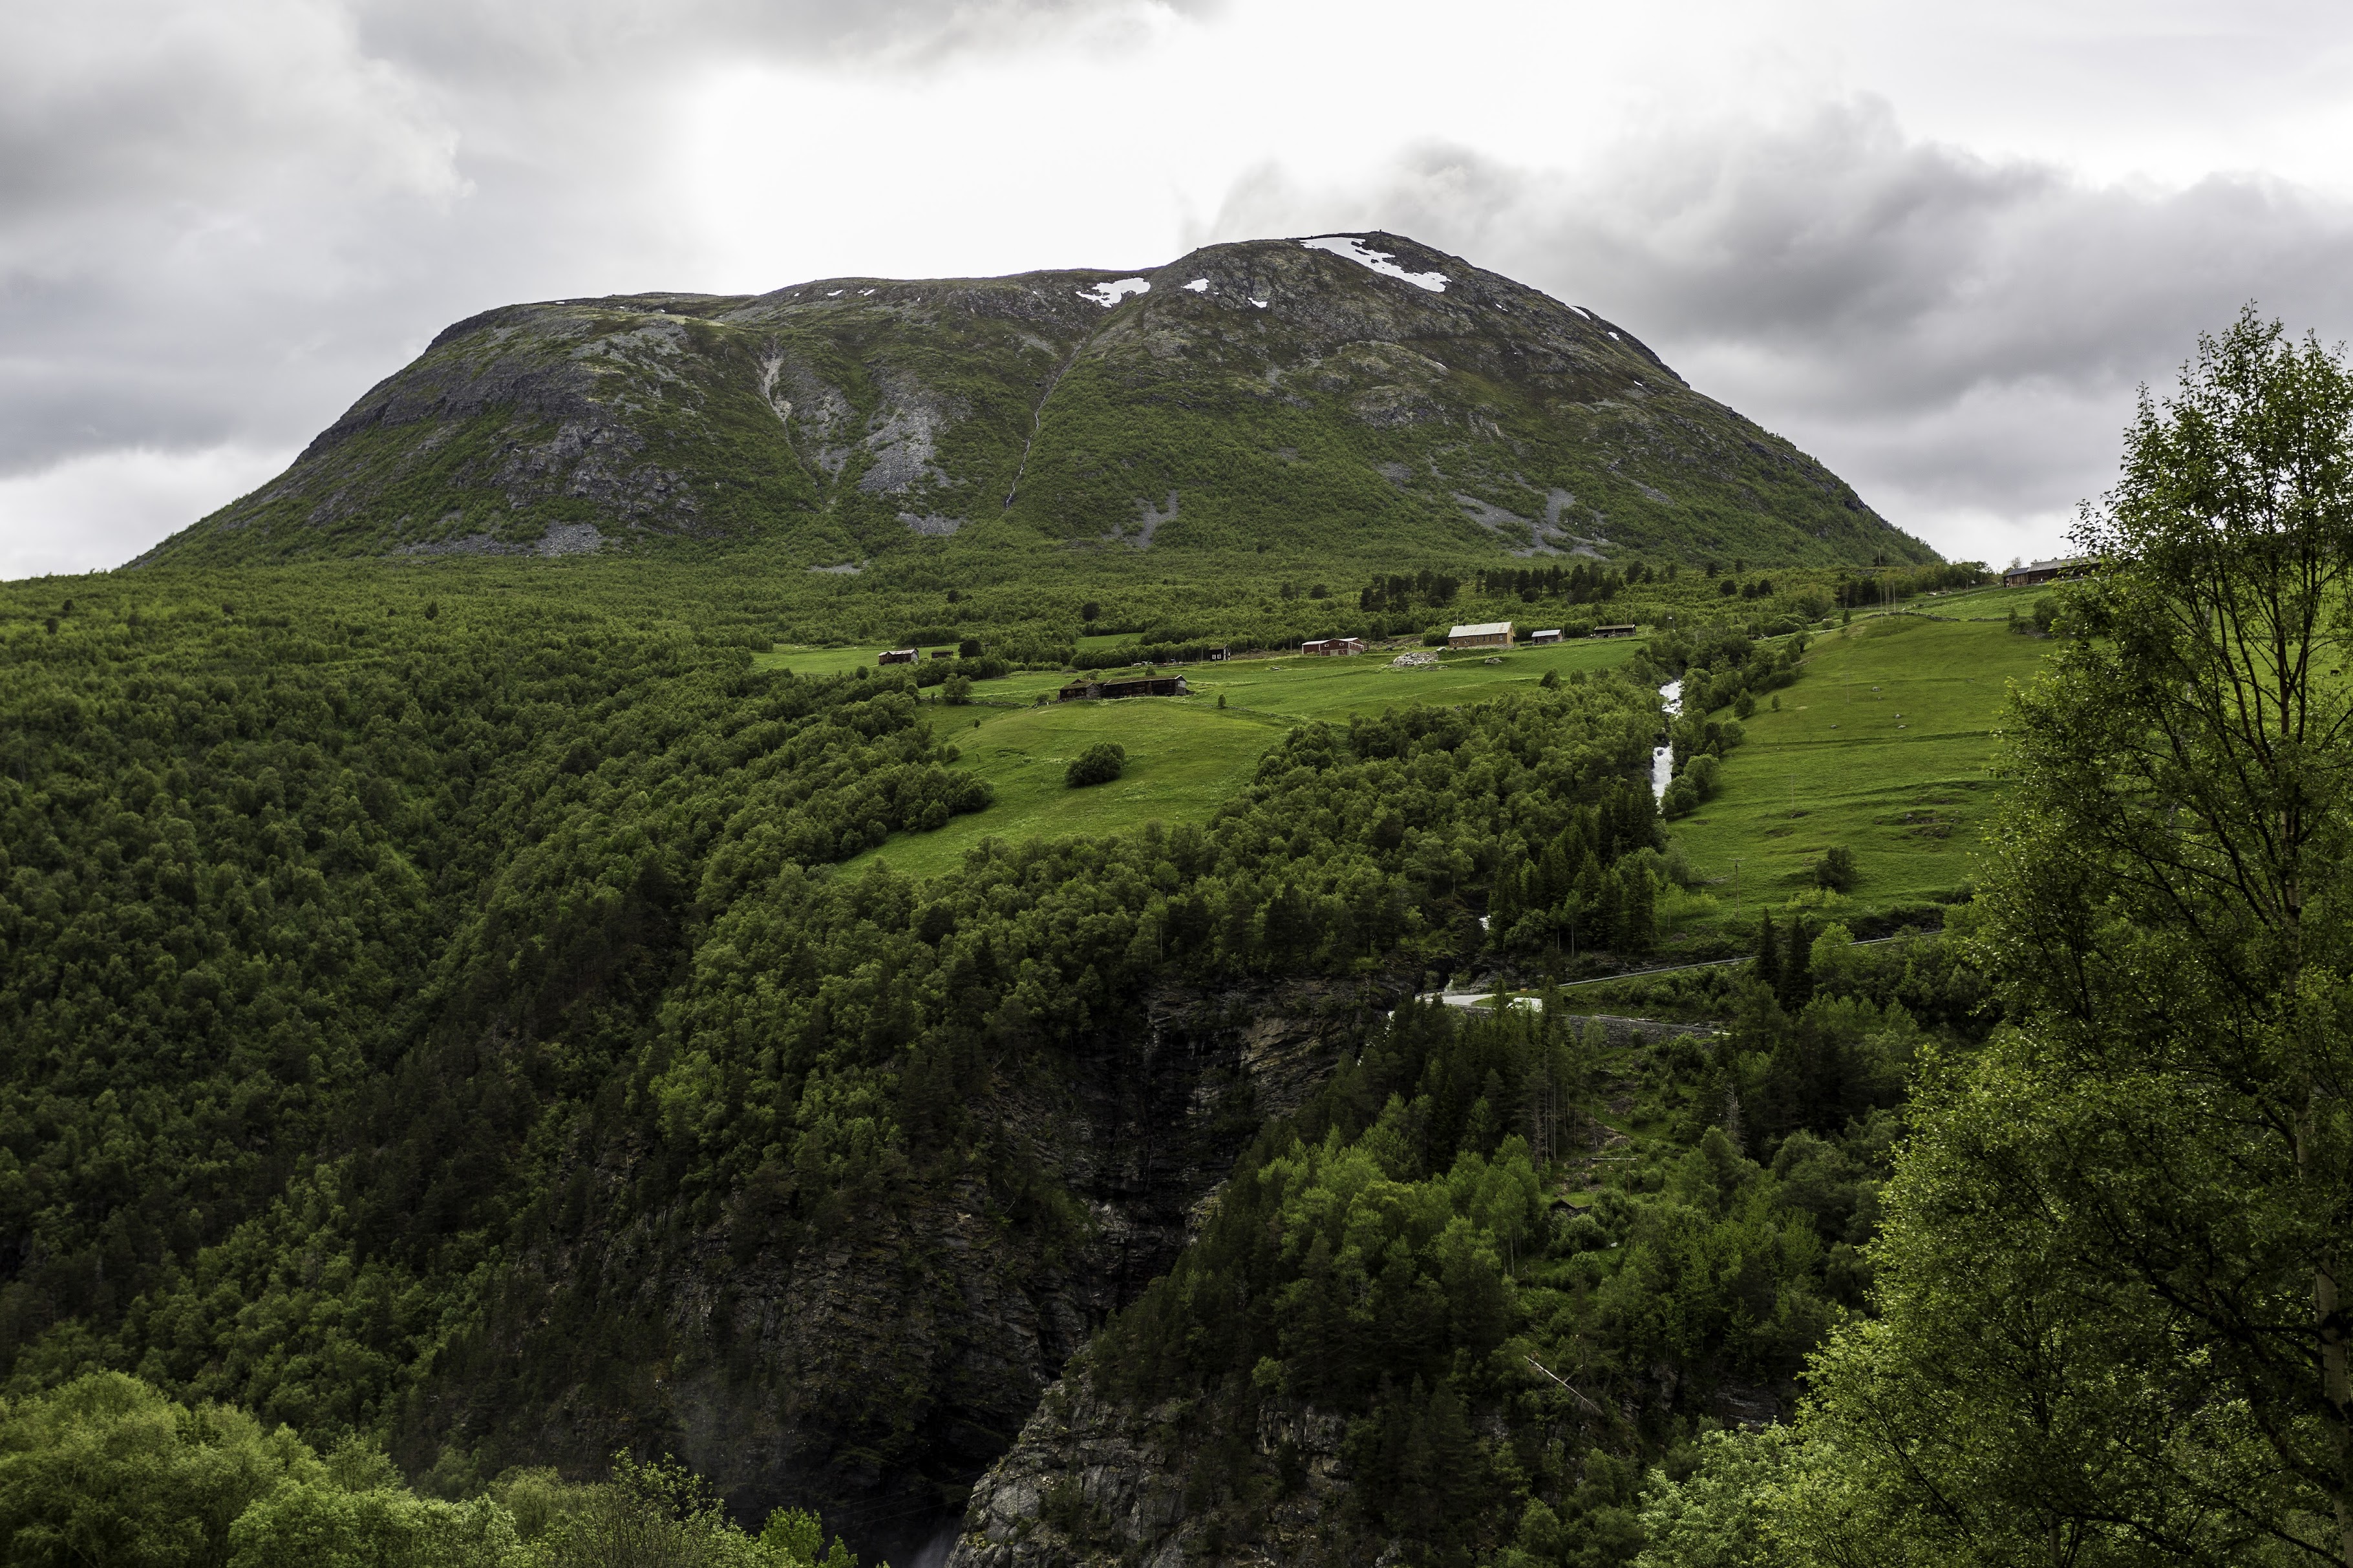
[1661,617,2056,938]
[853,637,1646,877]
[860,698,1282,878]
[1901,582,2073,620]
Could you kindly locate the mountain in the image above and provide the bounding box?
[144,233,1935,569]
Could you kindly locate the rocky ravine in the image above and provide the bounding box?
[406,976,1400,1568]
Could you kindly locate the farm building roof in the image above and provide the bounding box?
[1449,622,1511,639]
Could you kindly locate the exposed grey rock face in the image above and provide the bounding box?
[390,520,604,556]
[142,235,1937,570]
[948,1377,1361,1568]
[1102,492,1176,549]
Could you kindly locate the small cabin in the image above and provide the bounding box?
[1593,624,1639,639]
[1448,621,1513,650]
[1058,673,1191,701]
[930,650,955,661]
[878,648,918,665]
[2002,556,2092,588]
[1301,637,1366,657]
[1528,629,1563,645]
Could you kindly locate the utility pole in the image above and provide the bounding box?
[1731,857,1742,913]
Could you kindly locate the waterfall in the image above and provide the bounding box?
[1650,679,1683,805]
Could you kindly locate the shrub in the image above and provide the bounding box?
[1066,743,1125,788]
[1815,845,1859,891]
[1660,775,1700,819]
[942,675,972,705]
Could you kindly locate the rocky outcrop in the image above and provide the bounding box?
[950,1376,1362,1568]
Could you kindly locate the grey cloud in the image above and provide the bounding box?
[0,4,462,223]
[351,0,1221,82]
[0,0,1197,501]
[1205,103,2353,540]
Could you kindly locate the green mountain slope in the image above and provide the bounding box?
[143,234,1934,569]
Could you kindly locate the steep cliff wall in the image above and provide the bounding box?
[412,977,1398,1566]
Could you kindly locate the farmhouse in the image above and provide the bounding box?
[1527,629,1562,645]
[1593,624,1639,639]
[878,648,918,665]
[1301,637,1367,656]
[2002,556,2094,588]
[1448,621,1513,650]
[1058,673,1191,701]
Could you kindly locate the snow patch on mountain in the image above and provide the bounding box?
[1078,278,1151,307]
[1301,236,1449,293]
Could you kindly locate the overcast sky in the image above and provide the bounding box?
[6,0,2353,577]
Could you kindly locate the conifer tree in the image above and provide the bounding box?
[1594,865,1624,951]
[1753,910,1780,995]
[1617,864,1656,955]
[1777,911,1811,1011]
[1535,838,1571,911]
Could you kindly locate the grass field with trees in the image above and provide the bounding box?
[1654,616,2058,949]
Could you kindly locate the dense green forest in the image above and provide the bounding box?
[0,1371,869,1567]
[8,311,2352,1568]
[0,548,1743,1562]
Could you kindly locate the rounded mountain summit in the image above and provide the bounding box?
[142,233,1937,569]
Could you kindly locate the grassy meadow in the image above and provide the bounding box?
[1901,581,2074,620]
[840,637,1646,878]
[1657,615,2056,946]
[774,614,2059,940]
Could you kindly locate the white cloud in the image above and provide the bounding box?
[0,445,290,580]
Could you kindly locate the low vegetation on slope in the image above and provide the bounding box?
[142,234,1933,573]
